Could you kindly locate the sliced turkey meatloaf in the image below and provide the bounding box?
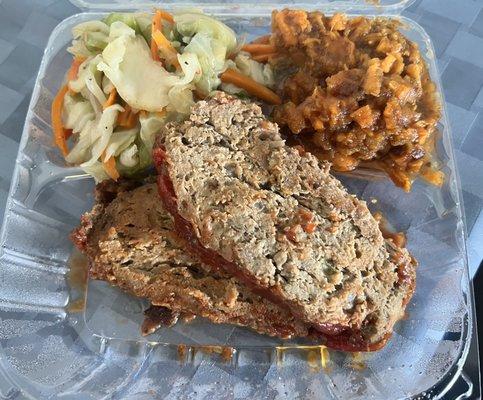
[153,92,416,351]
[71,180,309,339]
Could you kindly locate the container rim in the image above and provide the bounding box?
[0,7,473,400]
[68,0,416,15]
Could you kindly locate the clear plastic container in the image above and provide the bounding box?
[0,3,474,399]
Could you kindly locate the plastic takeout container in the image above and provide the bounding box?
[0,1,474,398]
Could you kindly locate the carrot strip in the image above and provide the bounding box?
[151,9,175,62]
[51,84,70,157]
[117,104,131,127]
[241,44,276,54]
[220,68,281,105]
[252,52,278,63]
[103,88,117,109]
[251,35,270,44]
[117,104,139,128]
[67,57,86,81]
[152,30,180,68]
[102,151,119,181]
[150,38,160,61]
[151,11,163,61]
[126,109,139,128]
[154,9,174,24]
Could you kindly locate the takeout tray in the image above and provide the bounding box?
[0,3,474,399]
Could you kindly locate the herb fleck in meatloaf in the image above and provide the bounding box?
[154,92,416,351]
[71,180,308,339]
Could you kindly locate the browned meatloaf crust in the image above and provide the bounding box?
[71,180,309,339]
[153,92,416,351]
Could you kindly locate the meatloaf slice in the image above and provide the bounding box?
[153,92,416,351]
[71,180,309,339]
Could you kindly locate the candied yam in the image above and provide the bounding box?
[305,35,356,75]
[332,153,359,171]
[381,54,396,73]
[420,167,444,187]
[271,10,441,190]
[405,63,422,81]
[383,99,401,131]
[390,53,405,75]
[363,59,383,96]
[275,102,307,134]
[283,71,318,104]
[350,105,379,129]
[272,9,310,47]
[388,79,416,103]
[386,167,412,192]
[376,37,402,54]
[326,69,363,97]
[330,13,348,31]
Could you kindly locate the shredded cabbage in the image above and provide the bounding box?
[85,56,107,106]
[135,139,152,172]
[220,82,245,95]
[182,32,227,95]
[119,144,139,167]
[97,34,200,112]
[108,21,136,40]
[134,14,152,43]
[103,13,139,33]
[104,127,138,160]
[139,111,167,151]
[73,21,109,39]
[68,21,109,57]
[81,161,109,183]
[79,104,124,167]
[65,119,96,164]
[175,13,237,54]
[69,56,106,107]
[62,93,95,134]
[65,104,123,166]
[116,139,152,177]
[234,52,274,88]
[101,75,115,95]
[62,11,251,182]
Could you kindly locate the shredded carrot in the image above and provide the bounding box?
[150,39,160,61]
[220,68,281,105]
[152,30,180,68]
[67,57,86,81]
[241,44,277,55]
[51,84,70,157]
[101,151,119,181]
[154,9,174,24]
[117,105,131,126]
[151,9,175,63]
[126,109,139,128]
[251,35,271,44]
[117,104,139,129]
[151,11,163,61]
[252,53,278,63]
[103,88,117,109]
